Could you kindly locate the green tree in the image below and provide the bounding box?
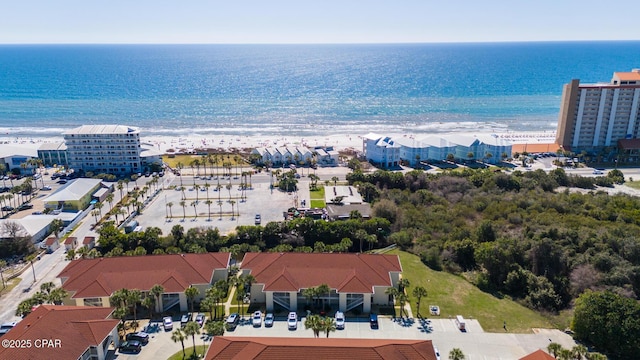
[449,348,465,360]
[573,290,640,358]
[304,314,323,337]
[412,286,427,318]
[50,218,64,238]
[150,284,164,316]
[183,321,200,357]
[0,259,6,289]
[204,320,225,336]
[185,286,200,314]
[171,328,186,359]
[547,342,563,358]
[321,316,336,338]
[385,287,399,319]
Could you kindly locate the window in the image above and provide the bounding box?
[84,298,103,307]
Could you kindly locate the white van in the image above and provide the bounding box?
[455,315,466,331]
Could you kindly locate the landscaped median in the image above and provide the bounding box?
[390,249,554,333]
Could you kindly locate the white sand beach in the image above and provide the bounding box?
[0,130,557,155]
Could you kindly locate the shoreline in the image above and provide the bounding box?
[0,130,557,155]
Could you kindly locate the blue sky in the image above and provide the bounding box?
[2,0,639,44]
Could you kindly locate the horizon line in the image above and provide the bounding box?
[1,39,639,46]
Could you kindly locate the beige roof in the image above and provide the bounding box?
[614,70,640,82]
[37,142,67,151]
[62,124,139,135]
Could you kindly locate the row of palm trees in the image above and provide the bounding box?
[383,278,428,319]
[16,282,68,317]
[304,314,336,338]
[166,181,247,222]
[547,342,607,360]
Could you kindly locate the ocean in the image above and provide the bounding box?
[1,42,639,139]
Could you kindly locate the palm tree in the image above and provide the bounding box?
[166,201,173,219]
[547,343,563,358]
[205,200,212,221]
[25,254,37,282]
[322,316,336,338]
[191,201,198,219]
[127,289,142,328]
[150,284,164,316]
[117,181,124,199]
[229,200,236,220]
[397,293,408,319]
[183,321,200,357]
[226,182,232,201]
[48,287,68,305]
[217,200,223,220]
[179,200,186,221]
[331,176,339,186]
[385,287,399,319]
[304,314,323,337]
[398,278,410,292]
[316,284,330,312]
[412,286,427,317]
[106,193,114,212]
[449,348,465,360]
[0,259,6,289]
[171,328,186,359]
[571,345,587,359]
[50,218,64,238]
[185,286,199,313]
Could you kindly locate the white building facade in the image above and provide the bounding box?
[63,125,142,176]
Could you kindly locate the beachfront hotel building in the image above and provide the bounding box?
[63,125,143,176]
[556,69,640,155]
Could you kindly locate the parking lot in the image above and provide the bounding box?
[115,313,577,360]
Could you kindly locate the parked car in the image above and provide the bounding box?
[126,331,149,345]
[287,312,297,330]
[226,313,240,331]
[251,311,262,327]
[369,313,379,329]
[41,186,52,190]
[181,313,193,326]
[119,340,142,353]
[255,214,261,225]
[195,313,205,327]
[163,316,173,331]
[17,203,34,211]
[1,206,14,212]
[264,313,274,327]
[434,345,441,360]
[335,311,345,330]
[0,321,18,337]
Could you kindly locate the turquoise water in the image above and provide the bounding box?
[1,42,639,137]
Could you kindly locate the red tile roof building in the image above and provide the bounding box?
[0,305,119,360]
[519,349,556,360]
[58,253,230,312]
[205,337,437,360]
[240,253,402,313]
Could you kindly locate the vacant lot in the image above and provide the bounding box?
[390,249,554,333]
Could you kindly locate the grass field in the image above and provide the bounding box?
[309,186,326,208]
[167,345,208,360]
[390,249,555,333]
[625,180,640,190]
[163,154,245,169]
[0,277,21,296]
